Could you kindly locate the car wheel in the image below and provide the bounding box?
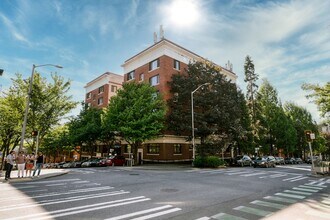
[241,163,244,167]
[266,164,269,168]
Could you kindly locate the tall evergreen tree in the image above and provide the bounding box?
[244,55,259,147]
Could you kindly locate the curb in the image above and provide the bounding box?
[0,170,69,183]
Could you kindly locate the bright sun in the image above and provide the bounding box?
[167,0,200,27]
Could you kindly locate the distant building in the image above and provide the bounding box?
[84,72,123,108]
[122,38,237,163]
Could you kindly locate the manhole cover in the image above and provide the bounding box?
[161,188,179,193]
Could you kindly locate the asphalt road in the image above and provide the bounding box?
[0,164,329,220]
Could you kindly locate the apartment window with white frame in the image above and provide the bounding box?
[127,70,135,80]
[98,86,104,94]
[139,73,144,81]
[174,144,182,154]
[147,144,160,154]
[98,97,103,105]
[174,59,180,70]
[149,58,159,71]
[149,75,159,86]
[111,85,117,92]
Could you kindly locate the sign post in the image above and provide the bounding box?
[305,130,316,175]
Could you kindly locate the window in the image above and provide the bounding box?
[149,59,159,71]
[98,86,104,93]
[174,60,180,70]
[139,73,144,81]
[174,144,182,154]
[149,75,159,86]
[86,92,91,99]
[98,97,103,105]
[147,144,160,154]
[111,85,117,92]
[127,71,135,80]
[93,94,96,100]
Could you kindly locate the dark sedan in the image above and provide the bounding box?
[253,156,276,168]
[284,157,296,164]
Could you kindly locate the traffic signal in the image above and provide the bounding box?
[32,130,38,137]
[305,130,312,142]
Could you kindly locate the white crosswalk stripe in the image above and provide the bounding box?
[1,178,182,220]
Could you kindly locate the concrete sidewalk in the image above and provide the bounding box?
[0,168,68,183]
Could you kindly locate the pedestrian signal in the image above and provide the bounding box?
[305,130,312,142]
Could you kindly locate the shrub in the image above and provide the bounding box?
[194,156,226,168]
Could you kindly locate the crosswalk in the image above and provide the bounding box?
[195,181,329,220]
[0,178,182,220]
[185,168,313,183]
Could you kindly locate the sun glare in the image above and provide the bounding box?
[167,0,200,27]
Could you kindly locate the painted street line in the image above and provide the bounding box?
[292,187,319,192]
[22,189,48,193]
[282,176,303,181]
[12,178,81,185]
[263,196,297,204]
[0,186,114,202]
[277,166,311,171]
[211,212,247,220]
[299,185,324,190]
[275,193,305,199]
[4,196,150,220]
[269,174,287,178]
[227,171,252,175]
[129,208,181,220]
[72,181,90,184]
[241,172,266,177]
[0,190,129,211]
[195,217,211,220]
[105,205,174,220]
[321,198,330,205]
[306,181,328,187]
[45,183,67,187]
[250,200,286,209]
[289,176,308,182]
[283,190,312,196]
[233,206,273,217]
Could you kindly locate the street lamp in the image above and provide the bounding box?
[191,82,210,164]
[19,64,63,152]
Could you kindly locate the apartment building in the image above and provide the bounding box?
[122,37,237,163]
[84,72,123,108]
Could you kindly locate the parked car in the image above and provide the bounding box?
[81,159,94,167]
[55,162,67,168]
[236,155,253,167]
[253,156,276,168]
[107,155,126,166]
[295,158,303,164]
[275,157,285,165]
[284,157,296,164]
[306,156,319,164]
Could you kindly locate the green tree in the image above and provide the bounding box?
[244,55,259,147]
[103,82,166,164]
[6,73,77,152]
[302,82,330,120]
[68,104,103,158]
[284,102,318,157]
[167,61,251,156]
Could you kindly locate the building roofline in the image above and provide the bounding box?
[123,38,236,76]
[84,71,122,88]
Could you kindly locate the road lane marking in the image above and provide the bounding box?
[211,212,247,220]
[195,217,211,220]
[227,171,251,175]
[12,178,81,185]
[292,187,319,192]
[284,190,312,196]
[0,190,129,211]
[282,176,303,181]
[299,185,324,190]
[250,200,286,209]
[233,206,273,217]
[241,172,266,177]
[105,205,174,220]
[275,193,305,199]
[129,208,182,220]
[289,176,308,182]
[45,183,67,186]
[4,196,150,220]
[263,196,297,204]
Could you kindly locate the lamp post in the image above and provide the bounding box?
[19,64,63,152]
[191,82,210,164]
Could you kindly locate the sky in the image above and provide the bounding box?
[0,0,329,123]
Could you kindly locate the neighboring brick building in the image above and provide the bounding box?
[84,72,123,108]
[122,38,237,164]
